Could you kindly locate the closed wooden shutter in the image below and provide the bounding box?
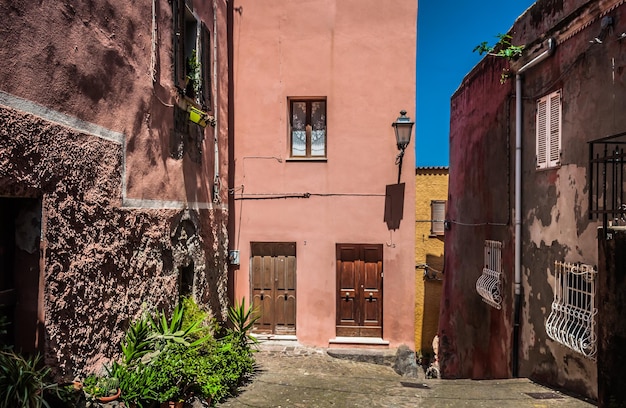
[548,91,561,168]
[536,98,548,169]
[431,200,445,235]
[173,0,186,91]
[536,90,561,169]
[200,22,212,110]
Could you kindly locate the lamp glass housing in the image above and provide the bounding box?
[392,110,414,150]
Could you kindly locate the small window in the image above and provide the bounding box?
[536,90,561,169]
[289,99,327,158]
[545,261,597,360]
[430,200,446,236]
[173,0,212,110]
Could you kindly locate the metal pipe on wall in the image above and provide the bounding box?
[513,37,556,377]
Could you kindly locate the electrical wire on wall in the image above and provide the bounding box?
[416,263,443,281]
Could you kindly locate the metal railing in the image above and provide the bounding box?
[545,261,597,360]
[589,132,626,234]
[476,240,503,309]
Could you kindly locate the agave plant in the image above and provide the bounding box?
[227,297,260,346]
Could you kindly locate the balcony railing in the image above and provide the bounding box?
[589,132,626,235]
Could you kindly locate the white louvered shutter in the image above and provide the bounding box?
[548,91,562,168]
[431,201,445,235]
[536,98,548,169]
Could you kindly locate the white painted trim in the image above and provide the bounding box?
[0,90,219,210]
[251,334,298,341]
[329,337,390,346]
[0,90,124,144]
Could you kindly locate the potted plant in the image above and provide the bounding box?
[82,374,121,404]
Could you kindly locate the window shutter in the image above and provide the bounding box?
[200,22,212,111]
[536,98,547,169]
[548,91,561,167]
[431,201,445,235]
[173,0,186,91]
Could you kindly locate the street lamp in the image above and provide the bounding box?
[391,110,414,184]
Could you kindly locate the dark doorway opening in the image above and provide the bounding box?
[0,197,43,354]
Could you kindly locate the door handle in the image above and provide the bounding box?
[260,292,264,301]
[345,292,350,301]
[368,292,374,301]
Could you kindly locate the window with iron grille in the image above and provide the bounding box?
[536,90,561,169]
[430,200,446,236]
[476,240,503,309]
[289,98,327,158]
[545,261,597,360]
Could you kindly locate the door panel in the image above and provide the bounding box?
[336,244,383,337]
[250,242,296,335]
[251,255,273,333]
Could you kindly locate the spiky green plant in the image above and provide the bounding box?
[0,351,57,408]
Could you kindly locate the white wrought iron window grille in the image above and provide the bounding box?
[545,261,597,360]
[476,240,503,309]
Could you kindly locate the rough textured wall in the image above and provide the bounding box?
[597,229,626,407]
[414,168,448,354]
[442,55,514,380]
[444,0,626,399]
[0,105,228,379]
[0,0,230,204]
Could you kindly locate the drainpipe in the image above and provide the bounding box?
[213,0,220,204]
[513,38,556,378]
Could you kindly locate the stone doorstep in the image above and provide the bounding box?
[326,347,397,366]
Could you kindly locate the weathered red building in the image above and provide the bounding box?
[0,0,232,378]
[443,0,626,404]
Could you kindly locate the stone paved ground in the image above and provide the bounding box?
[217,343,596,408]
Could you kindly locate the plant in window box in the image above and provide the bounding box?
[185,49,201,99]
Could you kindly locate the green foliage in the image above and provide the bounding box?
[473,33,524,59]
[186,49,201,98]
[113,298,255,405]
[227,297,260,347]
[0,351,57,408]
[83,374,119,399]
[180,296,216,342]
[121,315,153,366]
[111,361,158,408]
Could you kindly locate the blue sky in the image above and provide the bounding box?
[415,0,536,167]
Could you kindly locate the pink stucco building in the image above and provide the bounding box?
[0,0,232,377]
[231,0,417,349]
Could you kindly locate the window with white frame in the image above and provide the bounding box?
[476,240,503,309]
[545,261,597,360]
[536,90,561,169]
[431,200,446,236]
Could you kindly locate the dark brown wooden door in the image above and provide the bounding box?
[251,242,296,335]
[336,244,383,337]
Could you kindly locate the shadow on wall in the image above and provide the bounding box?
[421,253,444,354]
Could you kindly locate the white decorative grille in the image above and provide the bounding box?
[545,261,597,360]
[476,240,503,309]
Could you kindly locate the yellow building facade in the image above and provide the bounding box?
[414,167,448,355]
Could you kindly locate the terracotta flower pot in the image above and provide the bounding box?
[97,388,121,403]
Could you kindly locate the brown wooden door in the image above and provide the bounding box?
[336,244,383,337]
[251,242,296,335]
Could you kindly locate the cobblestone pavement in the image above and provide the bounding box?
[217,343,596,408]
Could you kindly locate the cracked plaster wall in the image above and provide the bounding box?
[445,0,626,400]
